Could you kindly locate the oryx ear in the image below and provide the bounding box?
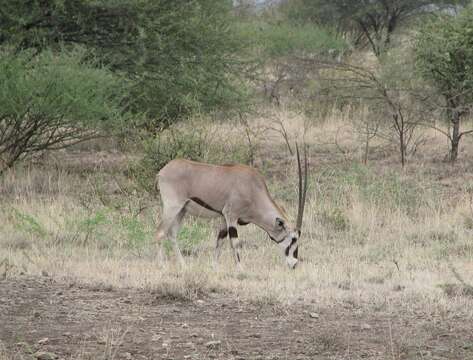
[275,217,285,230]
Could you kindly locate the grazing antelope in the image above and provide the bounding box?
[155,145,308,269]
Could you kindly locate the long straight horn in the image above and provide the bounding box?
[295,143,309,233]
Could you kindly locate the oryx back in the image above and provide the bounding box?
[158,159,266,218]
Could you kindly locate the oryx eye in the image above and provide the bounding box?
[275,217,285,229]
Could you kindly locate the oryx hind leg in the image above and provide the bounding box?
[167,206,187,267]
[156,202,188,266]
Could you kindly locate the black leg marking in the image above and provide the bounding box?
[236,253,240,262]
[218,229,228,239]
[293,246,298,259]
[228,226,238,238]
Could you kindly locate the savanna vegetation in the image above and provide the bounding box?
[1,1,473,359]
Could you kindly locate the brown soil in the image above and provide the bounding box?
[1,276,472,360]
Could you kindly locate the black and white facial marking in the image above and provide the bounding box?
[282,233,299,269]
[269,217,299,269]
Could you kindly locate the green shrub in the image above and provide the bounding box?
[162,221,211,257]
[317,163,436,214]
[11,209,46,238]
[0,0,250,129]
[120,216,152,249]
[319,207,349,232]
[75,209,111,246]
[237,20,346,59]
[0,47,126,171]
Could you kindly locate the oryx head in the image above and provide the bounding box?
[269,144,309,269]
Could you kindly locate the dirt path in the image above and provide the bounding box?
[1,276,472,360]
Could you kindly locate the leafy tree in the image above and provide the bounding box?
[313,56,423,167]
[416,5,473,161]
[0,48,126,172]
[0,0,248,130]
[281,0,467,56]
[236,16,346,105]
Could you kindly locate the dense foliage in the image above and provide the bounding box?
[281,0,468,56]
[416,4,473,161]
[0,48,125,171]
[1,0,473,169]
[0,0,248,129]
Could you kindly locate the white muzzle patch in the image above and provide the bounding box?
[286,256,298,269]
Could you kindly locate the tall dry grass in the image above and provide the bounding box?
[1,107,473,316]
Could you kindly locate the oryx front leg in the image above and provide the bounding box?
[214,218,228,265]
[224,219,242,269]
[228,225,242,267]
[222,206,243,268]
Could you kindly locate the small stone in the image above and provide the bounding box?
[34,351,58,360]
[122,352,132,360]
[361,323,372,330]
[249,333,261,338]
[393,285,405,292]
[37,338,49,345]
[151,334,161,342]
[463,342,473,350]
[196,299,205,304]
[205,340,221,349]
[309,312,319,319]
[41,270,49,277]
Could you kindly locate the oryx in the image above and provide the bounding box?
[155,145,308,269]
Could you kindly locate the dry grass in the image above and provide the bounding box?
[2,107,473,318]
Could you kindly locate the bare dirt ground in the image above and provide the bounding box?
[1,276,473,360]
